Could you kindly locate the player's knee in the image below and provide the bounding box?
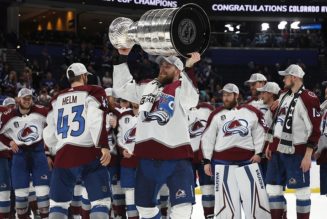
[295,187,311,200]
[125,188,135,205]
[159,184,169,196]
[50,200,70,210]
[0,191,11,201]
[15,188,29,198]
[74,184,83,196]
[136,206,159,218]
[201,185,214,196]
[35,185,50,197]
[266,184,283,197]
[91,198,111,209]
[81,186,89,199]
[170,203,192,219]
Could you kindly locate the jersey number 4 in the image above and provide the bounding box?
[57,105,85,138]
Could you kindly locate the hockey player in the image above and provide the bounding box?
[43,63,112,219]
[188,103,215,219]
[113,48,200,219]
[257,82,281,130]
[0,106,12,219]
[2,97,16,109]
[315,81,327,196]
[105,89,127,219]
[202,83,270,219]
[244,73,268,114]
[0,88,50,219]
[265,64,321,219]
[117,102,139,219]
[256,82,281,179]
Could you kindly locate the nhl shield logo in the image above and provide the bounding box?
[14,122,19,128]
[125,118,130,124]
[221,115,226,121]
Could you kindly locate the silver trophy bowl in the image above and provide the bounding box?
[108,3,211,57]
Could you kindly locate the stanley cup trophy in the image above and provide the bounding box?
[108,3,211,57]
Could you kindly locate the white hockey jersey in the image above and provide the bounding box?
[116,108,137,154]
[269,89,321,155]
[0,106,12,158]
[201,105,266,161]
[0,105,48,147]
[113,62,199,160]
[188,103,214,163]
[43,85,109,168]
[246,97,268,114]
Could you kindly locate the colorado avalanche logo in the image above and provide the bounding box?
[17,124,39,142]
[277,106,287,125]
[189,119,207,138]
[144,94,174,126]
[223,119,249,137]
[124,126,136,144]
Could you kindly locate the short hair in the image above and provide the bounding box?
[68,70,83,84]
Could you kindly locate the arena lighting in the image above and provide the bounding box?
[261,23,269,31]
[235,31,240,34]
[291,21,300,29]
[225,24,232,28]
[228,26,234,31]
[98,21,103,24]
[278,21,287,30]
[236,24,240,30]
[82,26,86,30]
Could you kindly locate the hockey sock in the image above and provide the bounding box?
[89,206,109,219]
[70,184,83,217]
[296,199,310,219]
[296,187,310,219]
[269,196,286,219]
[112,184,126,218]
[200,185,214,219]
[125,188,139,219]
[0,191,11,218]
[16,195,29,219]
[81,197,90,219]
[49,206,68,219]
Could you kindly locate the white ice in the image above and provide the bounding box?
[192,194,327,219]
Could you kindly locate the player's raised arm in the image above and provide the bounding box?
[113,48,145,104]
[179,52,200,111]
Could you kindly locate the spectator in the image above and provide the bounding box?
[2,70,17,97]
[36,87,51,106]
[102,71,112,88]
[42,71,56,91]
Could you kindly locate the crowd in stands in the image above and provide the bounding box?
[0,29,326,107]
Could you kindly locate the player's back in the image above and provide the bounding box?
[50,85,107,152]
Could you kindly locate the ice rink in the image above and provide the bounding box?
[191,193,327,219]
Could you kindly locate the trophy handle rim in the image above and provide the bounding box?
[170,3,211,58]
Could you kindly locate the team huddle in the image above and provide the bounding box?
[0,48,326,219]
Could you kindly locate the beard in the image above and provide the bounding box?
[284,81,294,89]
[158,74,174,86]
[19,102,31,110]
[223,98,237,110]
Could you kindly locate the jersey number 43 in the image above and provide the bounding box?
[57,105,85,138]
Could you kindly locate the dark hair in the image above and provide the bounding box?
[68,70,82,84]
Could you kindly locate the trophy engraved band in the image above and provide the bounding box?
[108,3,211,57]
